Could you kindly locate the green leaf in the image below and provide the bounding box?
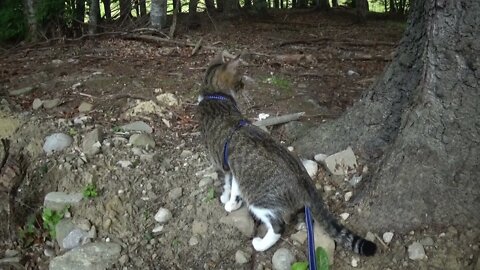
[291,261,308,270]
[315,247,329,270]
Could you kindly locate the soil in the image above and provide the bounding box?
[1,9,478,270]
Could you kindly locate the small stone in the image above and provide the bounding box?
[168,187,183,200]
[121,121,153,133]
[290,231,307,244]
[49,242,121,270]
[62,228,89,250]
[117,160,133,168]
[314,153,328,163]
[324,147,357,175]
[349,175,363,186]
[74,218,91,231]
[365,232,375,242]
[44,247,55,257]
[287,146,294,152]
[199,177,213,187]
[78,102,93,112]
[180,150,194,158]
[297,83,307,88]
[344,191,353,202]
[129,133,155,149]
[32,98,43,110]
[103,218,112,230]
[119,254,129,265]
[43,98,61,109]
[302,160,318,178]
[82,127,104,156]
[419,237,434,246]
[383,232,394,244]
[154,208,172,224]
[351,257,359,267]
[9,86,35,96]
[43,133,73,154]
[44,192,83,211]
[152,225,164,233]
[347,70,360,76]
[235,250,250,264]
[272,248,295,270]
[219,206,255,237]
[192,220,208,235]
[52,59,64,65]
[189,236,199,246]
[126,100,164,117]
[156,93,179,107]
[72,82,82,89]
[314,223,335,265]
[408,242,426,260]
[4,249,19,257]
[340,213,350,220]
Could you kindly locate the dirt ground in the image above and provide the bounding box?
[1,9,479,270]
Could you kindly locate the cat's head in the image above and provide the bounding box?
[201,51,244,97]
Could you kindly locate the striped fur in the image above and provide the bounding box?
[198,55,376,256]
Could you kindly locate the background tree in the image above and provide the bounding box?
[73,0,85,37]
[89,0,100,34]
[103,0,112,20]
[151,0,167,29]
[356,0,368,22]
[120,0,132,21]
[294,0,480,231]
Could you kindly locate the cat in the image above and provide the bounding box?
[197,53,376,256]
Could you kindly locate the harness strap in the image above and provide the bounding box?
[306,206,317,270]
[222,119,249,171]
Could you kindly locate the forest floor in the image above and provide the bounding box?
[1,9,479,270]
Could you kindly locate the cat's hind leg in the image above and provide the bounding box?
[249,205,284,251]
[224,176,242,212]
[220,172,232,204]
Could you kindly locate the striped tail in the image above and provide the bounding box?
[306,186,377,256]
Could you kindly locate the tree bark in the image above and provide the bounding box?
[89,0,100,34]
[294,0,480,232]
[332,0,338,8]
[356,0,368,23]
[389,0,396,13]
[315,0,330,10]
[205,0,215,12]
[103,0,111,20]
[74,0,85,37]
[120,0,131,21]
[150,0,167,29]
[24,0,38,41]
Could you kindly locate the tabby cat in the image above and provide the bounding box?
[197,53,376,255]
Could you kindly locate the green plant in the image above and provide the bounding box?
[291,247,329,270]
[112,126,124,132]
[83,183,98,198]
[0,0,27,42]
[18,214,39,247]
[68,127,78,136]
[264,75,292,92]
[42,207,66,239]
[204,187,216,202]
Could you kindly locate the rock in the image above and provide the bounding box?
[314,223,335,265]
[340,213,350,220]
[43,133,73,154]
[219,206,255,237]
[44,247,55,257]
[180,150,193,159]
[118,254,129,265]
[154,208,172,224]
[56,219,89,250]
[302,160,318,178]
[290,231,307,244]
[152,225,164,233]
[74,218,91,231]
[121,121,153,133]
[351,257,359,267]
[129,134,155,149]
[287,146,294,152]
[168,187,183,200]
[324,146,358,175]
[189,236,199,246]
[314,153,328,163]
[9,86,35,96]
[52,59,64,65]
[72,83,82,89]
[32,98,43,110]
[78,102,93,112]
[344,191,353,202]
[49,242,121,270]
[192,220,208,235]
[347,70,360,76]
[156,93,179,107]
[0,115,22,139]
[82,128,104,156]
[4,249,19,257]
[235,250,250,264]
[43,99,61,109]
[419,237,434,246]
[383,232,394,244]
[272,248,295,270]
[349,175,363,186]
[44,192,83,211]
[298,83,307,88]
[408,242,426,260]
[125,100,164,117]
[199,177,213,187]
[365,231,375,242]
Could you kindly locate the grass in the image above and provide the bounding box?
[291,247,329,270]
[42,207,67,239]
[83,183,98,198]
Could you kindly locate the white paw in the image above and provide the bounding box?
[252,237,268,252]
[220,191,230,204]
[224,200,241,212]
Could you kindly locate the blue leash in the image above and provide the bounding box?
[306,206,317,270]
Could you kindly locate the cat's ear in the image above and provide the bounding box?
[225,54,241,74]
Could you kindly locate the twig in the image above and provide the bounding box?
[374,233,389,250]
[277,37,397,47]
[190,38,203,57]
[253,112,305,127]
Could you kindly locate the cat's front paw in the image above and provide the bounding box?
[220,191,230,204]
[224,200,242,212]
[252,237,269,252]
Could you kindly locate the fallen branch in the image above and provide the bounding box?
[253,112,305,127]
[190,38,203,57]
[124,34,219,51]
[277,38,397,47]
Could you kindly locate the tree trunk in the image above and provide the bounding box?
[103,0,111,20]
[24,0,38,41]
[120,0,131,21]
[188,0,201,28]
[332,0,338,8]
[315,0,330,10]
[294,0,480,232]
[389,0,396,13]
[244,0,252,9]
[356,0,368,22]
[73,0,85,37]
[150,0,167,29]
[217,0,224,11]
[205,0,215,12]
[88,0,100,34]
[253,0,268,13]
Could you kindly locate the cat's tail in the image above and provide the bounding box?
[306,187,377,256]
